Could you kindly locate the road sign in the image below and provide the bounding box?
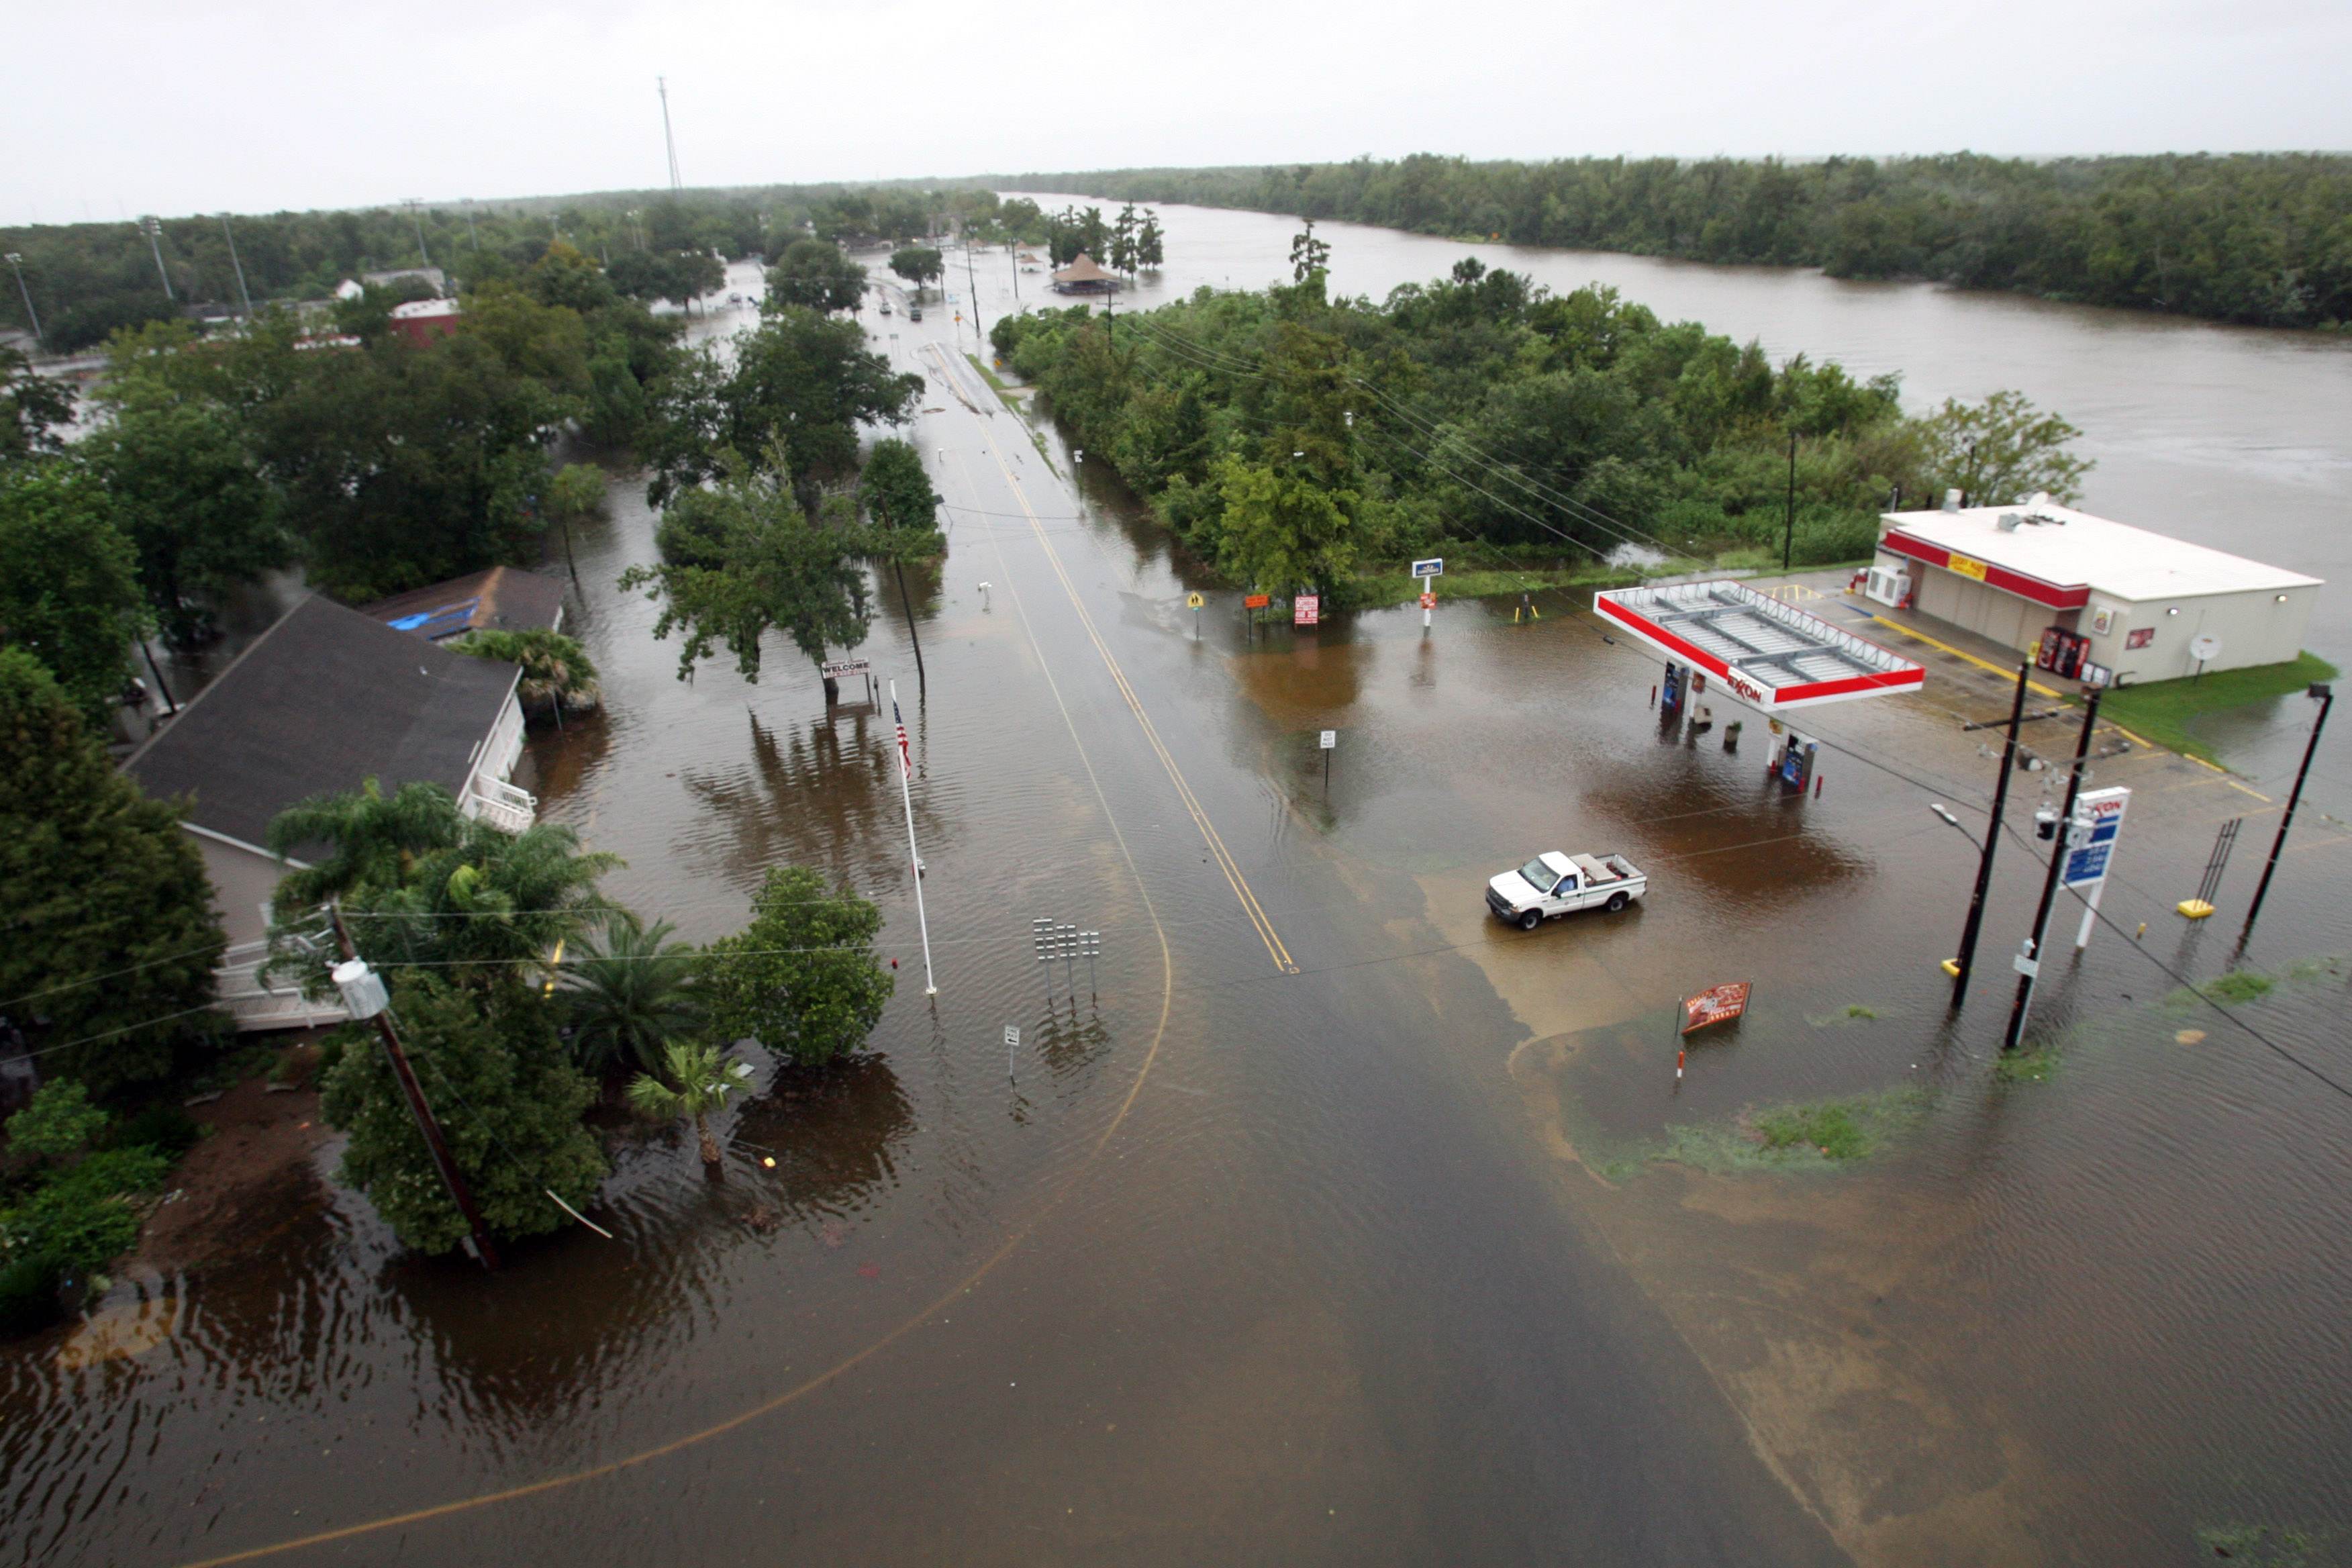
[1293,594,1320,626]
[1244,593,1270,609]
[1003,1026,1019,1048]
[821,658,871,678]
[1319,730,1336,750]
[1681,981,1752,1035]
[1419,591,1436,611]
[1186,592,1205,609]
[1411,558,1444,579]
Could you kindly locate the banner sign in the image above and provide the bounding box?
[1681,981,1753,1035]
[821,658,871,678]
[1293,594,1320,626]
[1947,552,1990,583]
[1244,594,1271,609]
[2062,787,2130,889]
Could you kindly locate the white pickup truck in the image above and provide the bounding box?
[1486,850,1648,930]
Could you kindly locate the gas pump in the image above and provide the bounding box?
[1773,731,1820,790]
[1660,661,1686,716]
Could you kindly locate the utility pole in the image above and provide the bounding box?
[1950,663,2030,1008]
[140,217,174,300]
[657,76,683,193]
[3,254,40,348]
[965,243,984,342]
[464,199,479,250]
[2241,682,2334,935]
[327,903,499,1270]
[219,215,254,320]
[1781,429,1797,573]
[2004,689,2103,1052]
[404,199,432,270]
[892,556,926,691]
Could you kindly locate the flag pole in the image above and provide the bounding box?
[891,680,938,995]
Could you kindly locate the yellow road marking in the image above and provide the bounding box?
[1867,616,2064,697]
[944,367,1295,973]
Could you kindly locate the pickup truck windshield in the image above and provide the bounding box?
[1516,858,1557,893]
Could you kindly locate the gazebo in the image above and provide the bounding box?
[1050,252,1119,295]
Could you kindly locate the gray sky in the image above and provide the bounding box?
[5,0,2346,223]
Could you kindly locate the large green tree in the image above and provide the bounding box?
[0,463,143,720]
[0,649,223,1093]
[859,438,942,540]
[82,385,287,646]
[886,246,943,297]
[560,913,703,1077]
[700,867,892,1069]
[1,346,74,462]
[1917,389,2094,506]
[318,974,606,1255]
[642,308,922,504]
[767,240,868,315]
[620,459,873,699]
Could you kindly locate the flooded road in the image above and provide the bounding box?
[9,253,2352,1565]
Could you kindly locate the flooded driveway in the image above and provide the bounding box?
[7,258,2351,1567]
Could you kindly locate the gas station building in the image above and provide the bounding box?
[1864,501,2322,685]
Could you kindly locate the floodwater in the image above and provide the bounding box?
[9,243,2352,1566]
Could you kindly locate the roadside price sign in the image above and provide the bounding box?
[1244,593,1271,609]
[2062,787,2130,889]
[1419,591,1436,611]
[1293,594,1321,626]
[1681,981,1753,1036]
[1186,592,1205,609]
[1411,558,1444,579]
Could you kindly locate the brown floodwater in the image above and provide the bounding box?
[11,248,2352,1566]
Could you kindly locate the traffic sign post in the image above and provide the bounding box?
[1320,728,1336,793]
[1187,590,1204,638]
[1412,559,1442,631]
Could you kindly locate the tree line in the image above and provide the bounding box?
[990,228,2090,602]
[1005,152,2352,329]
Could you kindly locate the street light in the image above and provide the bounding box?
[3,253,41,347]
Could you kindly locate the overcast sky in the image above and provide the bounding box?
[5,0,2346,224]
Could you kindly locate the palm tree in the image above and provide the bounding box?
[449,628,601,720]
[626,1039,751,1169]
[561,913,703,1075]
[267,778,467,910]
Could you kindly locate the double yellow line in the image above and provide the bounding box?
[946,368,1296,974]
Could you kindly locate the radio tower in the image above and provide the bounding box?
[657,76,683,193]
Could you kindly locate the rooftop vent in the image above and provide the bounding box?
[1998,512,2024,532]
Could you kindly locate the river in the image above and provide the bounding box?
[6,234,2351,1567]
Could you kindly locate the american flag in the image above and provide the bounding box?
[893,696,912,779]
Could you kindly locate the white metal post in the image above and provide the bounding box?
[2073,876,2106,952]
[890,679,937,995]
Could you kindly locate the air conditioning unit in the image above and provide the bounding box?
[1865,565,1910,607]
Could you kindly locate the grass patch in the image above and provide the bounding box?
[1806,1002,1882,1027]
[1648,1087,1925,1173]
[1996,1042,2061,1083]
[2097,651,2338,765]
[2193,1523,2322,1566]
[1350,565,1641,611]
[2204,969,2276,1003]
[1753,1102,1869,1159]
[965,352,1027,412]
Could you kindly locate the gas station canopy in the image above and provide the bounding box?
[1594,581,1924,713]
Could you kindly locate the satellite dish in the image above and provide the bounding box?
[2190,634,2222,663]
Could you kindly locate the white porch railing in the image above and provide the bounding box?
[217,940,348,1033]
[460,772,537,834]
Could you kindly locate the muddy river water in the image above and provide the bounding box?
[6,230,2352,1566]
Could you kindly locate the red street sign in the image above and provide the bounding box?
[1418,591,1436,610]
[1293,594,1321,626]
[1681,981,1752,1035]
[1244,594,1271,609]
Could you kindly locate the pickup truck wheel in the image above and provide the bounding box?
[1518,908,1542,931]
[1606,891,1629,913]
